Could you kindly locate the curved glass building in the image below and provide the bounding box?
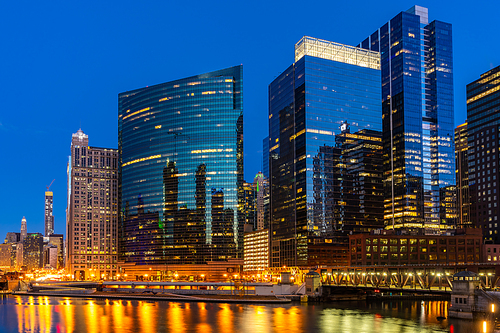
[118,66,243,266]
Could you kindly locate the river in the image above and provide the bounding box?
[0,295,487,332]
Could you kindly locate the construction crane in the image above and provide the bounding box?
[46,179,55,191]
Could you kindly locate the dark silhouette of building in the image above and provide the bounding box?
[455,123,470,227]
[467,66,500,243]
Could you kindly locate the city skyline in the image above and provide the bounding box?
[1,0,499,240]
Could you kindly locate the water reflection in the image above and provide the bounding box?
[0,296,486,333]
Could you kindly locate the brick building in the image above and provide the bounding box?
[349,228,483,266]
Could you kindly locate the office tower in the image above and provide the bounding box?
[44,244,58,269]
[263,137,269,179]
[47,234,64,269]
[254,172,268,230]
[66,129,118,279]
[359,5,455,231]
[269,36,382,266]
[23,233,43,271]
[322,128,384,233]
[5,232,20,244]
[20,217,27,242]
[243,181,256,227]
[44,189,54,236]
[0,244,13,269]
[467,66,500,243]
[118,66,244,267]
[455,123,470,227]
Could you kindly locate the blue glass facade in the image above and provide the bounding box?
[269,39,383,266]
[359,6,456,231]
[118,66,244,265]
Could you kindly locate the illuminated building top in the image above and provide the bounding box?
[295,36,380,70]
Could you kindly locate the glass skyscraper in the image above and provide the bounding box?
[118,66,244,266]
[358,5,455,231]
[268,37,383,267]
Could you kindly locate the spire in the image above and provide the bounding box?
[20,217,27,242]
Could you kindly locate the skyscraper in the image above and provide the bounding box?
[66,129,118,279]
[467,66,500,242]
[44,189,54,236]
[455,123,470,227]
[20,217,27,242]
[242,181,256,227]
[23,233,43,271]
[268,36,382,266]
[359,5,455,232]
[118,66,244,268]
[263,137,269,179]
[254,172,268,230]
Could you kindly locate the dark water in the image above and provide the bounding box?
[0,295,486,332]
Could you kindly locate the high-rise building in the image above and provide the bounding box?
[254,172,269,230]
[358,5,455,232]
[66,129,118,279]
[268,36,382,267]
[46,234,64,269]
[44,190,54,236]
[320,128,384,234]
[44,244,58,269]
[118,66,244,268]
[242,173,269,231]
[243,181,256,228]
[263,137,269,179]
[0,244,14,269]
[467,66,500,243]
[5,232,20,244]
[455,123,470,227]
[20,217,27,242]
[23,233,43,271]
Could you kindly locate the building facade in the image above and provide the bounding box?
[350,228,482,266]
[243,229,269,272]
[254,172,269,230]
[315,128,384,234]
[5,232,20,244]
[358,5,456,231]
[20,217,27,242]
[66,129,118,279]
[263,137,269,179]
[23,233,44,271]
[0,243,14,269]
[467,66,500,243]
[118,66,244,268]
[268,36,382,267]
[46,234,64,269]
[44,190,54,236]
[243,181,256,228]
[455,123,470,227]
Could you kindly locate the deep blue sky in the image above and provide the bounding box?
[1,1,498,239]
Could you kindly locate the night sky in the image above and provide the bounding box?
[1,0,498,239]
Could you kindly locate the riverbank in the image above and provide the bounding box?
[13,290,292,303]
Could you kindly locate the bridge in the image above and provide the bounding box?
[315,263,500,292]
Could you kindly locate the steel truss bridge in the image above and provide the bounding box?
[316,263,500,292]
